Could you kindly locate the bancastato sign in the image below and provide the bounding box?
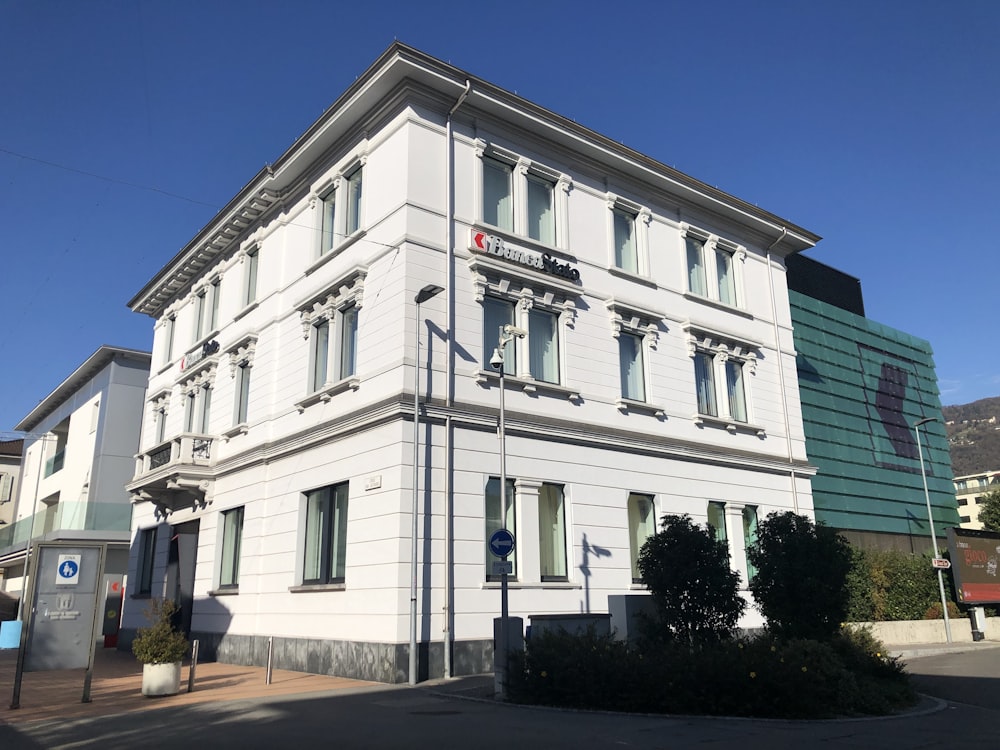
[470,230,580,283]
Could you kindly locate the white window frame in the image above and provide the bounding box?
[681,225,746,309]
[217,505,245,590]
[241,245,259,308]
[627,492,656,584]
[538,482,568,582]
[313,157,367,259]
[606,298,665,416]
[685,321,761,434]
[299,482,349,586]
[296,267,366,410]
[162,315,176,366]
[607,194,651,277]
[475,140,571,249]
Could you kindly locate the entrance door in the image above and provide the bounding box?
[166,520,200,636]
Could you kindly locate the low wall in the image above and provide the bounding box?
[855,616,999,644]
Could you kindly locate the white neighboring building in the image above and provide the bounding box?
[954,471,1000,529]
[122,43,818,682]
[0,347,151,603]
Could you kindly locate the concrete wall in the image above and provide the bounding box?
[857,617,999,644]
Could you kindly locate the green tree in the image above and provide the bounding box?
[747,512,852,641]
[978,488,1000,532]
[637,514,745,645]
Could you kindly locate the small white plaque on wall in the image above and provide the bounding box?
[365,475,382,491]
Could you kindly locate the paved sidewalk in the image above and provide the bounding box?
[0,646,385,726]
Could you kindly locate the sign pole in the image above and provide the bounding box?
[497,328,509,701]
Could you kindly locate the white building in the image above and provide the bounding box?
[122,43,818,682]
[954,470,1000,529]
[0,347,151,603]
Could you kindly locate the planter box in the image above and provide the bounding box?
[141,662,182,697]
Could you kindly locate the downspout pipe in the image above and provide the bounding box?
[765,228,800,514]
[442,79,470,680]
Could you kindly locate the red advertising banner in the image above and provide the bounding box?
[946,527,1000,605]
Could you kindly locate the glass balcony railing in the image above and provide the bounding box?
[43,449,66,478]
[0,501,133,555]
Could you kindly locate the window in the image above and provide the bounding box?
[478,145,569,248]
[683,228,743,307]
[961,515,971,524]
[482,157,513,232]
[485,477,516,580]
[193,290,207,341]
[958,498,968,506]
[725,360,747,423]
[318,165,364,255]
[209,279,220,331]
[686,237,708,296]
[628,493,656,583]
[234,362,251,425]
[345,166,363,236]
[185,384,212,433]
[164,316,176,365]
[0,473,13,503]
[483,297,516,373]
[538,483,567,581]
[619,332,645,402]
[243,247,259,307]
[694,352,718,417]
[339,304,358,378]
[138,527,157,596]
[742,506,758,582]
[613,207,637,274]
[303,483,349,584]
[526,173,554,244]
[310,319,330,392]
[309,304,358,392]
[219,506,244,589]
[707,501,727,543]
[155,407,167,444]
[528,307,560,384]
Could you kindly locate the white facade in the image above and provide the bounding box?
[0,347,150,597]
[123,44,818,682]
[955,470,1000,529]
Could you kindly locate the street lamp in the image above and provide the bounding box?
[490,323,526,699]
[410,284,444,686]
[914,417,952,643]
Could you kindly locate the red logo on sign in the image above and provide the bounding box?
[472,231,486,250]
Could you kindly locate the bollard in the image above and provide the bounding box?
[187,640,199,693]
[266,636,273,685]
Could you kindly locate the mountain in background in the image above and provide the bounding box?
[942,396,1000,477]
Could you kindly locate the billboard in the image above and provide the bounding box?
[946,527,1000,604]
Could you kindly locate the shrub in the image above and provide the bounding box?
[507,628,915,718]
[846,547,960,622]
[636,514,744,645]
[747,512,852,641]
[131,599,189,665]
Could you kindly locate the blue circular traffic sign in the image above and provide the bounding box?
[58,560,79,579]
[489,528,515,559]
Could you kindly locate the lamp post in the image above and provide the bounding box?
[410,284,444,686]
[490,324,526,699]
[914,417,952,643]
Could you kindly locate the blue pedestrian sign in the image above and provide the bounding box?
[489,529,515,559]
[55,554,81,585]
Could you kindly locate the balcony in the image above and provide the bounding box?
[43,449,65,477]
[0,501,133,558]
[128,433,216,513]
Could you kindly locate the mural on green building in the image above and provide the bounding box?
[789,290,959,546]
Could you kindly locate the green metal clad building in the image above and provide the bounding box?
[787,256,959,552]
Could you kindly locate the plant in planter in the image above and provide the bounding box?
[132,598,189,697]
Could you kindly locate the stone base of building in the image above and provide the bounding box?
[118,628,493,684]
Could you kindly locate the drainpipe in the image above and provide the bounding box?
[442,80,471,679]
[765,228,800,514]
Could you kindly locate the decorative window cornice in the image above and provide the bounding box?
[682,319,760,373]
[297,266,367,338]
[605,297,666,349]
[225,333,259,376]
[469,255,580,328]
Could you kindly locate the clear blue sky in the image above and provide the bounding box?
[2,0,998,433]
